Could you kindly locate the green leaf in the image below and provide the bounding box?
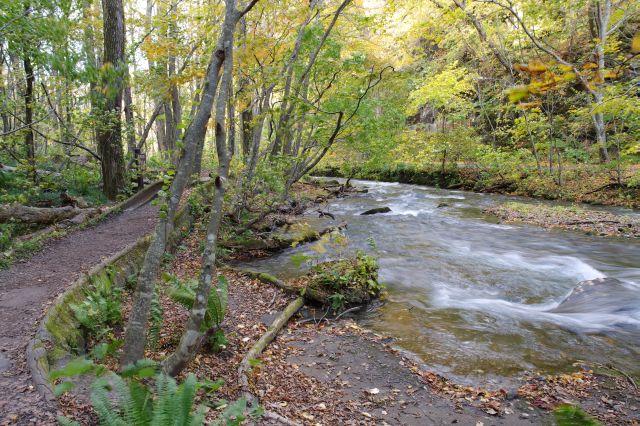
[54,381,76,396]
[291,253,312,268]
[50,358,95,380]
[56,416,81,426]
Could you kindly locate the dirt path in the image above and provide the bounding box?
[0,203,158,425]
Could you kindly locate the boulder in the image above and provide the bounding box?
[361,206,391,215]
[550,277,639,314]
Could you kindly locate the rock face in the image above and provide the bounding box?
[551,277,639,314]
[361,206,391,215]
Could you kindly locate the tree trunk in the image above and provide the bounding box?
[240,107,252,158]
[120,0,261,368]
[82,0,100,148]
[592,94,609,162]
[97,0,127,200]
[592,0,611,162]
[162,0,238,376]
[123,76,136,156]
[22,4,36,182]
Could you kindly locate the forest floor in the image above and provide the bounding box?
[484,201,640,238]
[60,220,543,425]
[0,202,158,425]
[60,189,639,425]
[6,181,639,425]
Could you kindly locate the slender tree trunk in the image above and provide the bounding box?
[240,107,252,158]
[592,0,611,162]
[23,45,35,182]
[522,110,542,174]
[0,59,9,133]
[97,0,127,200]
[82,0,99,148]
[22,2,36,181]
[121,0,260,367]
[162,0,239,376]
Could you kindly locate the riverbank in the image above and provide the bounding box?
[316,164,640,209]
[58,220,542,425]
[485,202,640,238]
[54,181,640,425]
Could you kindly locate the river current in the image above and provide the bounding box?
[240,179,640,387]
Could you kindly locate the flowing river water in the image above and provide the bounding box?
[240,179,640,388]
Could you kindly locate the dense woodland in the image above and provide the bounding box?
[2,0,639,241]
[0,0,639,424]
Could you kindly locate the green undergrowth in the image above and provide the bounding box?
[553,404,602,426]
[52,358,261,426]
[305,251,382,310]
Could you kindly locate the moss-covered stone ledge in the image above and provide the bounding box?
[26,203,193,402]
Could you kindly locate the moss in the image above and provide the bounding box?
[45,282,87,359]
[306,252,382,308]
[257,272,280,285]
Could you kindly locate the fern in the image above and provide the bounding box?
[69,277,122,341]
[168,275,228,331]
[177,374,198,425]
[205,276,228,330]
[56,417,81,426]
[149,289,163,351]
[54,359,227,426]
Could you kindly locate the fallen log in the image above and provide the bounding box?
[238,296,305,426]
[241,270,328,305]
[0,203,100,225]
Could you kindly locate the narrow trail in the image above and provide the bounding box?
[0,203,158,425]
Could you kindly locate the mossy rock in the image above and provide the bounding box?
[305,252,382,308]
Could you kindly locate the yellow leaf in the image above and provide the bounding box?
[632,33,640,53]
[507,86,530,103]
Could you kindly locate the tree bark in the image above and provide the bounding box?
[0,204,99,225]
[591,0,611,162]
[162,0,238,376]
[22,3,36,182]
[120,0,261,368]
[97,0,127,200]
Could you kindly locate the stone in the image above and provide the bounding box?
[550,277,639,315]
[361,207,391,215]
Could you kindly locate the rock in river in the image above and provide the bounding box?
[361,206,391,215]
[551,277,639,315]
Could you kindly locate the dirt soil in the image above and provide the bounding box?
[0,202,158,425]
[253,323,545,425]
[485,202,640,238]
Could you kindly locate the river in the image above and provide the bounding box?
[239,179,640,388]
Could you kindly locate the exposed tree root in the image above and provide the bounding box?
[238,270,328,305]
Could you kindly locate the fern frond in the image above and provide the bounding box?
[168,280,196,310]
[56,416,82,426]
[90,375,128,426]
[206,275,228,328]
[149,289,163,351]
[151,373,178,426]
[176,374,198,425]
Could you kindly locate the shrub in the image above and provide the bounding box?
[307,251,382,310]
[53,359,256,426]
[166,273,228,352]
[70,273,122,342]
